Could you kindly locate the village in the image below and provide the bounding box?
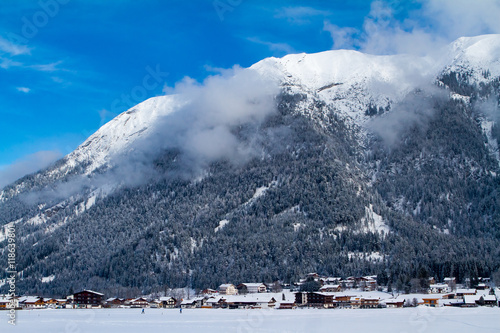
[1,273,498,311]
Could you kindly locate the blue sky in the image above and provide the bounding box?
[1,0,500,187]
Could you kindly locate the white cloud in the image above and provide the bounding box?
[324,0,500,56]
[0,150,62,189]
[422,0,500,39]
[16,87,31,93]
[323,22,359,50]
[147,66,280,173]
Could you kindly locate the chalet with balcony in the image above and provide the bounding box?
[429,284,449,294]
[127,297,149,308]
[72,290,104,308]
[335,295,353,308]
[158,296,177,308]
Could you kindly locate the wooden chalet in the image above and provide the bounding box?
[276,301,295,309]
[72,290,104,308]
[158,297,177,308]
[104,297,125,308]
[354,297,379,309]
[180,297,205,309]
[422,298,439,307]
[127,297,149,308]
[44,298,59,308]
[20,296,45,309]
[335,295,353,308]
[384,299,404,308]
[482,295,498,306]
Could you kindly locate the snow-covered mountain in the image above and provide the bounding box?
[1,35,500,296]
[5,34,498,190]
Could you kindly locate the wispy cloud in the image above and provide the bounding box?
[0,36,30,56]
[29,60,64,72]
[275,6,331,24]
[16,86,30,93]
[0,150,62,189]
[247,36,296,56]
[0,56,22,69]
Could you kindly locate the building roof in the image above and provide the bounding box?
[218,284,234,289]
[456,289,476,294]
[129,298,148,303]
[180,299,198,305]
[75,290,104,296]
[320,284,340,289]
[483,295,497,302]
[464,295,481,304]
[21,296,42,303]
[239,283,266,287]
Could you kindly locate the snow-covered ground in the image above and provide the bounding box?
[2,307,499,332]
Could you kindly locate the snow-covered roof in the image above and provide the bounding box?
[129,298,148,303]
[218,284,234,289]
[77,290,104,296]
[206,297,222,304]
[320,284,340,289]
[483,295,497,302]
[456,289,476,294]
[464,295,481,304]
[313,292,337,297]
[21,296,42,303]
[239,283,266,287]
[222,294,276,303]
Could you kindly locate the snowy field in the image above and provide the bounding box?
[2,307,500,333]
